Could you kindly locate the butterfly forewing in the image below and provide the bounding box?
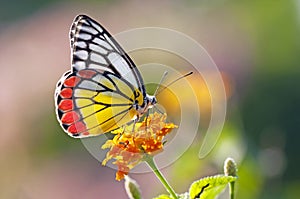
[55,15,147,138]
[70,15,145,93]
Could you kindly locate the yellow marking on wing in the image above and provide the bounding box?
[88,127,103,135]
[112,77,134,99]
[74,89,98,98]
[79,104,106,118]
[133,89,144,106]
[73,74,143,135]
[98,108,138,133]
[79,105,137,135]
[81,112,99,132]
[93,92,129,105]
[75,98,93,108]
[101,77,115,90]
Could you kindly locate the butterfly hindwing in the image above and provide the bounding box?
[55,69,143,137]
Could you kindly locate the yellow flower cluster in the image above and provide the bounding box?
[102,113,177,181]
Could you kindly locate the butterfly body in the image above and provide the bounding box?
[55,15,156,138]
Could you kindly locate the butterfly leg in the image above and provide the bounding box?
[120,126,126,135]
[153,104,164,114]
[145,109,150,132]
[131,116,139,134]
[118,127,128,147]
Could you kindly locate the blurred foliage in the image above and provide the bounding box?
[234,0,299,198]
[28,110,83,160]
[0,0,59,22]
[231,0,300,198]
[0,0,112,27]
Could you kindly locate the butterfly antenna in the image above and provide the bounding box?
[153,71,169,96]
[156,71,193,96]
[153,105,165,114]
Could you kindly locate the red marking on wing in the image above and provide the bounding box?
[78,70,97,79]
[82,131,90,136]
[58,99,73,111]
[68,121,87,134]
[64,76,80,87]
[61,111,80,124]
[60,88,73,98]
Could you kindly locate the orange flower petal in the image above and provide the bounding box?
[101,113,177,181]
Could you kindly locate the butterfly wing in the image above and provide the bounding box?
[55,15,145,138]
[70,14,145,94]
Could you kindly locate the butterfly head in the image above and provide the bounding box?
[135,94,157,117]
[146,94,157,108]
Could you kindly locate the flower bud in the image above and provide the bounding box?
[124,175,142,199]
[224,157,237,177]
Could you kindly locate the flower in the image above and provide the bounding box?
[101,112,177,181]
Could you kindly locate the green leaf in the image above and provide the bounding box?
[153,192,189,199]
[189,175,237,199]
[153,194,172,199]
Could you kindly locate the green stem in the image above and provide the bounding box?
[229,181,235,199]
[144,155,178,199]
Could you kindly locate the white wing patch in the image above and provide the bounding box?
[89,43,108,55]
[93,38,113,50]
[75,41,87,48]
[89,64,113,72]
[74,61,86,70]
[77,33,92,40]
[77,80,100,90]
[80,25,98,35]
[89,21,103,33]
[107,52,138,87]
[74,50,88,60]
[90,53,107,64]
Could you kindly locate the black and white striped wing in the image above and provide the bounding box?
[69,14,146,96]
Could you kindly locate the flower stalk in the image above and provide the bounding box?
[144,155,178,199]
[229,181,235,199]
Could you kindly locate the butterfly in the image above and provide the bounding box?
[55,14,157,138]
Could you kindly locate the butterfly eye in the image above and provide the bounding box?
[152,97,157,105]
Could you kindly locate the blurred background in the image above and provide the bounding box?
[0,0,299,198]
